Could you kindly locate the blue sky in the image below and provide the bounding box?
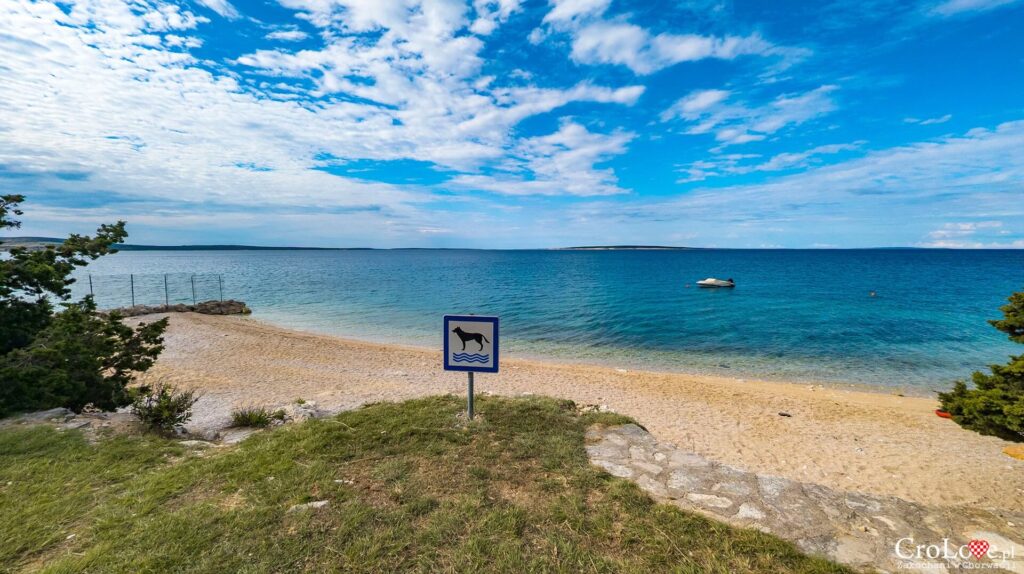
[1,0,1022,248]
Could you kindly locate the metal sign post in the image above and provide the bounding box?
[443,315,499,420]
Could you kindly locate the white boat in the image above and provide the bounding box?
[696,277,735,288]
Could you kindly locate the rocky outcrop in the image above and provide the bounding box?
[193,300,251,315]
[109,300,251,317]
[587,424,1024,574]
[0,407,142,441]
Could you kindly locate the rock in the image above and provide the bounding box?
[632,461,665,476]
[669,451,711,468]
[194,300,251,315]
[757,475,793,499]
[283,401,323,422]
[618,424,648,438]
[287,500,329,513]
[667,469,703,492]
[585,443,626,460]
[586,422,1024,574]
[219,428,259,444]
[778,412,792,417]
[593,460,634,478]
[712,480,753,497]
[832,535,875,566]
[18,407,73,423]
[636,475,669,498]
[736,503,766,521]
[686,493,734,509]
[105,300,251,317]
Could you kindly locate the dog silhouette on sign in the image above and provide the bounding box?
[451,326,490,351]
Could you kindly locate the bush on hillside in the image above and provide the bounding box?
[230,406,274,428]
[0,194,167,416]
[939,289,1024,441]
[132,382,199,433]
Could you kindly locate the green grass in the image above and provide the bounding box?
[230,406,275,428]
[0,396,852,573]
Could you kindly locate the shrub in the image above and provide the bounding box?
[231,406,273,428]
[132,382,199,433]
[939,289,1024,441]
[0,194,167,416]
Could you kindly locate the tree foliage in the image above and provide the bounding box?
[939,289,1024,441]
[0,194,168,416]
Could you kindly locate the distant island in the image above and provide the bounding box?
[0,238,963,252]
[0,237,365,251]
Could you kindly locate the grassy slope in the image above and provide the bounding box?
[0,396,851,574]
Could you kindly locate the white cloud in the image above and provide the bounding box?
[470,0,521,34]
[265,28,309,41]
[926,220,1002,239]
[195,0,239,18]
[538,0,804,75]
[905,113,952,125]
[749,142,862,171]
[608,120,1024,246]
[675,142,863,182]
[929,0,1019,16]
[450,122,635,196]
[569,23,778,75]
[660,89,730,120]
[542,0,611,24]
[920,221,1024,247]
[0,0,647,255]
[665,85,839,145]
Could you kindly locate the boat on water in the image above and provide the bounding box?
[696,277,735,288]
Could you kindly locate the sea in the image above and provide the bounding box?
[73,248,1024,394]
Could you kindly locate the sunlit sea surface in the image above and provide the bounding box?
[73,249,1024,394]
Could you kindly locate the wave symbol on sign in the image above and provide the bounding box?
[452,353,489,364]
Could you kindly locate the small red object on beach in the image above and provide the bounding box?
[935,409,952,419]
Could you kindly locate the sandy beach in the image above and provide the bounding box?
[137,312,1024,512]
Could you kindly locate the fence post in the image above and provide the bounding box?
[219,275,224,302]
[191,274,196,305]
[88,274,93,297]
[164,274,169,306]
[130,274,135,307]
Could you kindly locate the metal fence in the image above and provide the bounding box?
[83,273,225,309]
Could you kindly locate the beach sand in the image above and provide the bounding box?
[138,312,1024,512]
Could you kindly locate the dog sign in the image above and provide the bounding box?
[443,315,499,373]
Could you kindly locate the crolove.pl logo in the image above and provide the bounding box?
[895,537,1015,569]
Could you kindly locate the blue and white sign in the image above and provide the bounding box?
[443,315,499,373]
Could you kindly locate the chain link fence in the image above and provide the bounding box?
[83,273,225,310]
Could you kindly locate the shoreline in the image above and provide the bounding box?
[251,311,948,398]
[136,312,1024,512]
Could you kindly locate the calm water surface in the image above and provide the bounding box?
[73,249,1024,393]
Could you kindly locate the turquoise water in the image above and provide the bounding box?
[73,249,1024,393]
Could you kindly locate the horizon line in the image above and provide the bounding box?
[3,237,1021,251]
